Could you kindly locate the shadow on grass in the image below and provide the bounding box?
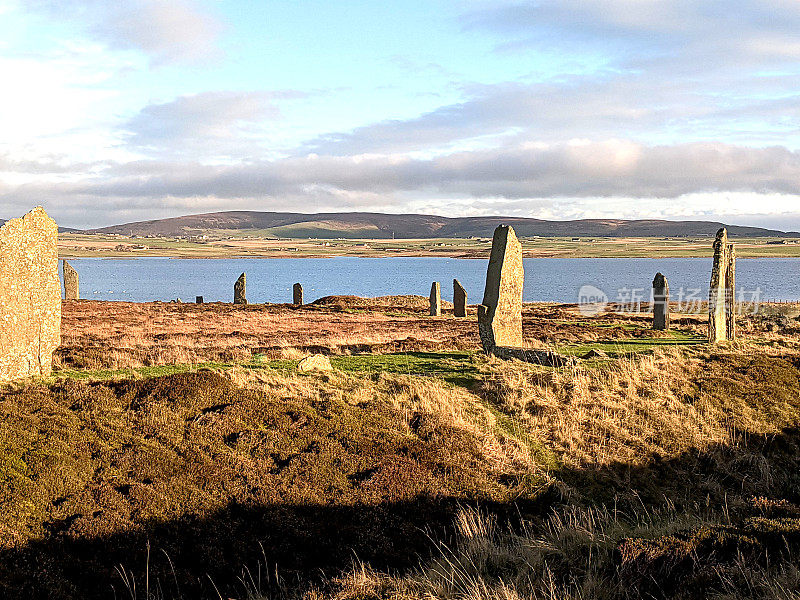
[13,352,800,599]
[6,427,800,600]
[0,497,528,600]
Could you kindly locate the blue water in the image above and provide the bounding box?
[60,257,800,304]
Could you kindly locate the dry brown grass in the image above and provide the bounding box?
[0,367,541,599]
[228,367,533,478]
[57,300,481,370]
[13,297,800,599]
[56,299,692,371]
[478,349,725,468]
[311,345,800,600]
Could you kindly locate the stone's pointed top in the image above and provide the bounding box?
[0,206,57,237]
[494,224,518,242]
[713,228,729,252]
[237,272,245,280]
[653,272,666,285]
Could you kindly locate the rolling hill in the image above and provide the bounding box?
[85,211,797,239]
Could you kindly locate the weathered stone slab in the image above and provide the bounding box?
[196,296,203,304]
[63,260,79,300]
[0,207,61,380]
[429,282,441,316]
[478,225,523,352]
[293,283,303,305]
[453,279,467,317]
[492,346,576,367]
[234,272,247,305]
[297,354,333,372]
[652,272,669,331]
[709,228,736,343]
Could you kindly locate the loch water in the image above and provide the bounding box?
[62,256,800,304]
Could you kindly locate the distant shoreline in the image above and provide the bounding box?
[58,232,800,260]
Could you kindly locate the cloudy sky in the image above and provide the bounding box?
[2,0,800,229]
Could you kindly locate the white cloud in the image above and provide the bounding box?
[5,140,800,228]
[0,42,139,164]
[23,0,221,64]
[124,91,307,158]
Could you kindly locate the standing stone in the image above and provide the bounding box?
[196,296,203,304]
[708,228,736,343]
[726,243,737,341]
[63,260,79,300]
[429,282,441,316]
[293,283,303,305]
[478,225,523,352]
[0,207,61,381]
[234,272,247,305]
[453,279,467,317]
[652,272,670,331]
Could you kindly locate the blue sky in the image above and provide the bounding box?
[2,0,800,229]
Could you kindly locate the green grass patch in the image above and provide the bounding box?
[555,319,648,331]
[50,360,266,382]
[329,351,482,387]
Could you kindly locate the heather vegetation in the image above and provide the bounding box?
[3,299,800,599]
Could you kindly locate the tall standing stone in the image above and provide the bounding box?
[63,260,79,300]
[652,272,669,331]
[234,272,247,305]
[453,279,467,317]
[429,281,441,316]
[0,207,61,380]
[478,225,523,352]
[709,228,736,343]
[726,243,737,341]
[293,283,303,305]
